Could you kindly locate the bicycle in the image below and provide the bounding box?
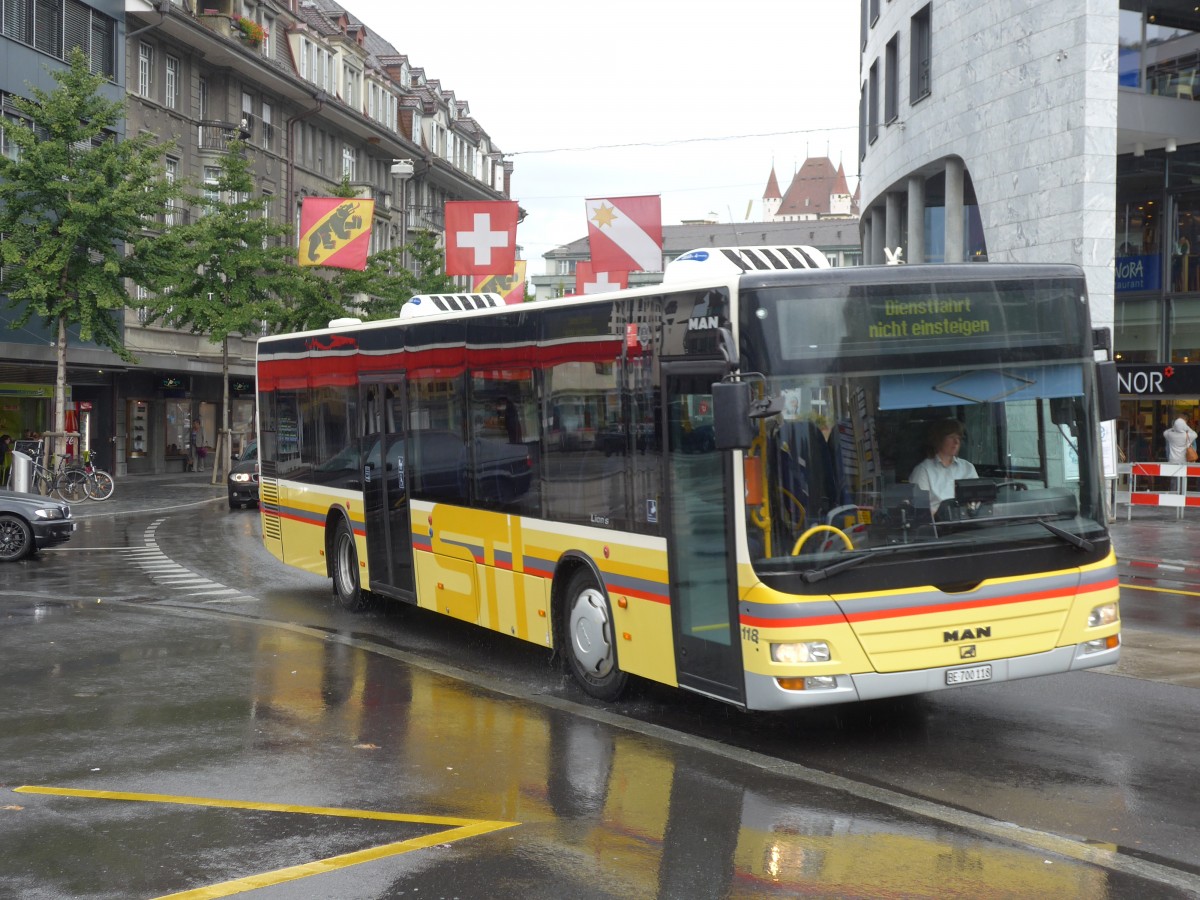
[22,448,58,498]
[54,451,115,502]
[81,450,115,501]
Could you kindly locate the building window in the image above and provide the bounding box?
[137,42,152,97]
[4,0,33,43]
[164,157,178,225]
[342,144,357,180]
[3,1,115,78]
[35,0,63,57]
[203,165,221,207]
[241,90,254,138]
[164,55,179,110]
[885,34,899,123]
[343,64,360,110]
[858,80,867,161]
[911,3,932,103]
[261,100,273,149]
[1,106,25,161]
[868,59,880,143]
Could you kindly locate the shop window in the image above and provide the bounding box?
[1115,296,1163,363]
[1170,295,1200,361]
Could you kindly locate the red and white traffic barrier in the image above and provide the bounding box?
[1116,462,1200,518]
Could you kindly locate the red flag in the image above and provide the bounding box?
[445,201,519,275]
[575,261,628,295]
[299,198,374,270]
[585,195,662,273]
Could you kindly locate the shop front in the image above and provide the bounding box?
[1116,363,1200,465]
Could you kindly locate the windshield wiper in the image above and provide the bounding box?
[799,543,943,584]
[1036,517,1094,552]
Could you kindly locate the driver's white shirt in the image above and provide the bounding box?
[910,455,978,513]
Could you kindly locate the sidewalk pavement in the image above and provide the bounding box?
[1109,506,1200,574]
[64,468,226,520]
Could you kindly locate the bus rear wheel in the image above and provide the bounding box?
[563,569,628,701]
[331,518,368,611]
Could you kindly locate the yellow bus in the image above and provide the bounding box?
[255,249,1121,710]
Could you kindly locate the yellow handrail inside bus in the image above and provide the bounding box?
[791,524,852,556]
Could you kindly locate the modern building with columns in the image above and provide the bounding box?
[857,1,1200,463]
[857,1,1117,328]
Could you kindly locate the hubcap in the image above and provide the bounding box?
[336,532,355,596]
[569,588,613,677]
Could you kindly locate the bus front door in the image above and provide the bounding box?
[664,365,744,705]
[363,378,415,601]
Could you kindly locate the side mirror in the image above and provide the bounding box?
[712,381,756,450]
[1095,361,1119,423]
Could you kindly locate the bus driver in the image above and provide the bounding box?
[910,418,978,516]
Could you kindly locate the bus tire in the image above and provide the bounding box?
[562,568,628,701]
[331,518,368,611]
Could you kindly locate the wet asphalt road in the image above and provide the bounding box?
[1,491,1198,899]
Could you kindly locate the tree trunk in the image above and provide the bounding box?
[54,314,68,462]
[213,336,231,485]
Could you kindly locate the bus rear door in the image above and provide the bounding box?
[362,377,415,601]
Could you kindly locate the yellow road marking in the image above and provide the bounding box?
[15,786,518,899]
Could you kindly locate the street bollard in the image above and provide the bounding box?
[9,450,32,493]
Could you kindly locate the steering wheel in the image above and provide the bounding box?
[791,524,853,556]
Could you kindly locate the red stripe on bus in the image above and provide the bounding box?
[738,578,1117,629]
[739,613,847,628]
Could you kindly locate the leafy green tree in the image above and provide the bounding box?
[291,225,459,326]
[0,49,178,460]
[133,138,307,479]
[405,229,460,298]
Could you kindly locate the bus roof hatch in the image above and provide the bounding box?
[663,246,830,282]
[400,293,506,318]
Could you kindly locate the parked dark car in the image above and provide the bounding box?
[227,440,259,510]
[0,489,75,561]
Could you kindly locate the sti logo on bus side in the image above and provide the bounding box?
[944,626,992,642]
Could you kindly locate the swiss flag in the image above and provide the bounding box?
[575,261,628,295]
[585,195,662,273]
[445,201,519,275]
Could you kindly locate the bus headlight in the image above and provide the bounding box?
[1088,602,1119,627]
[770,641,830,664]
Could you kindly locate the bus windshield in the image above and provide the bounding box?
[739,275,1106,577]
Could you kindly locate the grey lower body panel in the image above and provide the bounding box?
[743,641,1121,712]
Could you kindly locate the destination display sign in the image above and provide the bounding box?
[759,279,1088,363]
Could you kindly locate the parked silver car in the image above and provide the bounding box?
[0,489,76,562]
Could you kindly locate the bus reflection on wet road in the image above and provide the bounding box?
[1,587,1191,899]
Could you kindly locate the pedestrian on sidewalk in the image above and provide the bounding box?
[189,419,207,472]
[1163,417,1197,492]
[0,434,10,487]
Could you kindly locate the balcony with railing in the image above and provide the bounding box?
[198,120,252,151]
[408,204,444,232]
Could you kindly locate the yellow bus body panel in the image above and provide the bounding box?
[737,552,1119,678]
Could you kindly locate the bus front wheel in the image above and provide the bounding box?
[562,569,628,701]
[331,518,368,611]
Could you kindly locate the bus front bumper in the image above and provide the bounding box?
[743,639,1121,711]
